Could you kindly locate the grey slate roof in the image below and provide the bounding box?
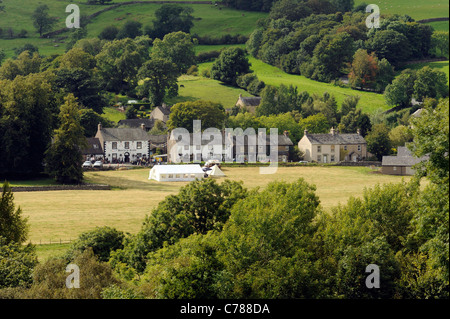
[238,96,262,107]
[382,146,429,167]
[305,133,366,145]
[118,119,155,130]
[149,135,167,144]
[82,138,104,155]
[98,128,149,141]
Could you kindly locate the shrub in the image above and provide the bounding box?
[65,226,125,262]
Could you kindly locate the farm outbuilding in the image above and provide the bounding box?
[148,164,205,182]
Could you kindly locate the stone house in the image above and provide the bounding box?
[167,130,293,163]
[95,123,150,163]
[150,104,172,123]
[235,94,262,113]
[298,128,367,163]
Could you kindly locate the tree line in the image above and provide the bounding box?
[246,2,448,95]
[0,29,197,181]
[1,98,447,298]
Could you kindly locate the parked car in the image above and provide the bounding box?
[93,161,103,168]
[204,159,221,168]
[82,161,93,168]
[298,160,308,164]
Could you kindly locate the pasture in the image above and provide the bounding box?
[354,0,449,21]
[13,166,413,249]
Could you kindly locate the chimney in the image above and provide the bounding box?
[141,123,146,131]
[304,129,308,135]
[357,128,361,135]
[283,130,289,137]
[98,123,102,132]
[330,127,335,136]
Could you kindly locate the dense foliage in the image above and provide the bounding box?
[247,11,434,85]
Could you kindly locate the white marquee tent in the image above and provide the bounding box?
[206,165,226,177]
[149,164,205,182]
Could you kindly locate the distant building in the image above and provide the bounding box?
[150,104,172,123]
[235,94,262,113]
[95,123,150,163]
[298,128,367,163]
[381,146,428,176]
[167,130,293,163]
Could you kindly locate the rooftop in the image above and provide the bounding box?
[97,127,149,141]
[382,146,429,167]
[304,129,366,145]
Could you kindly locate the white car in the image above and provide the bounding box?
[82,161,93,168]
[93,161,103,168]
[204,159,221,168]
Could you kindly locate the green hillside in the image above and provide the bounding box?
[1,0,448,119]
[354,0,449,20]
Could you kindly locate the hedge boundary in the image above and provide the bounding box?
[11,184,111,192]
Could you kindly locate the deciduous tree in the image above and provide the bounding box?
[211,47,251,86]
[32,5,57,37]
[45,94,86,184]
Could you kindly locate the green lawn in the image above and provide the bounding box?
[102,106,126,122]
[14,166,412,247]
[247,57,389,113]
[427,21,450,32]
[403,60,449,84]
[166,75,253,109]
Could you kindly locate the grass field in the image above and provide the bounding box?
[0,1,265,58]
[14,166,413,250]
[403,60,449,84]
[354,0,449,21]
[198,56,390,113]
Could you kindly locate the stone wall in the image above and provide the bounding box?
[11,185,111,192]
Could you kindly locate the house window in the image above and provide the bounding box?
[93,144,98,149]
[358,145,361,151]
[344,146,347,151]
[317,155,321,162]
[331,145,335,153]
[184,145,189,151]
[331,155,335,162]
[137,142,142,149]
[112,153,117,160]
[196,145,201,151]
[317,146,321,153]
[285,146,289,151]
[125,142,130,149]
[393,166,397,171]
[112,142,117,150]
